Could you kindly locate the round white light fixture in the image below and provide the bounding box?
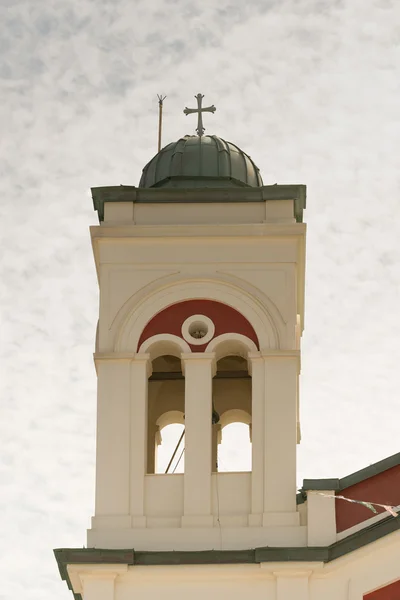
[181,314,215,346]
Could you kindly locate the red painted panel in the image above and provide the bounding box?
[137,299,259,352]
[364,579,400,599]
[336,464,400,533]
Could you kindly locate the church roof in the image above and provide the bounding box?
[139,135,263,189]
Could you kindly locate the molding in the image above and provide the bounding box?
[181,352,216,360]
[149,370,251,381]
[94,352,136,362]
[90,222,307,241]
[261,561,323,574]
[67,564,127,594]
[205,333,258,360]
[93,351,146,375]
[261,350,300,358]
[55,549,134,600]
[219,408,251,429]
[156,410,185,430]
[181,314,215,346]
[181,515,214,528]
[272,569,313,578]
[138,333,191,359]
[181,352,216,376]
[91,184,306,223]
[115,279,280,352]
[302,479,340,491]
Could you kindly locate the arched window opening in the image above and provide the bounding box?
[147,354,185,474]
[155,422,185,474]
[212,354,252,472]
[218,422,252,472]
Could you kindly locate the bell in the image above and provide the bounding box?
[212,407,220,425]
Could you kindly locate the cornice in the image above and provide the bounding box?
[91,184,306,223]
[54,515,400,599]
[90,222,307,241]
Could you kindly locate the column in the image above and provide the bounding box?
[130,353,152,527]
[274,569,311,600]
[212,423,222,472]
[68,565,127,600]
[263,352,299,525]
[249,352,265,525]
[181,352,215,527]
[146,421,159,474]
[94,356,132,527]
[307,490,336,546]
[81,574,116,600]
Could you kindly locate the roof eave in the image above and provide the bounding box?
[91,183,306,223]
[54,514,400,599]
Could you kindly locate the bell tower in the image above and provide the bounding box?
[87,124,307,545]
[57,97,342,600]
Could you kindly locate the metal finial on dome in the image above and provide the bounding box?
[183,93,216,137]
[157,94,167,152]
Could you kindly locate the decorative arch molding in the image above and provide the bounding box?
[156,410,185,431]
[138,300,259,352]
[218,409,252,453]
[218,270,287,329]
[138,334,191,361]
[206,333,257,363]
[114,279,282,352]
[219,408,252,429]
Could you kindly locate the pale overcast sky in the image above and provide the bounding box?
[1,1,400,598]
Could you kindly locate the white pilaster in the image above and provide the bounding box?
[181,352,216,527]
[249,352,265,524]
[274,568,311,600]
[307,490,336,546]
[130,353,152,527]
[263,353,299,523]
[94,356,132,520]
[81,575,116,600]
[212,423,220,472]
[68,565,127,600]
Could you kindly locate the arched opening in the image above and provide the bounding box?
[155,421,185,474]
[212,354,252,472]
[218,421,252,472]
[147,354,185,474]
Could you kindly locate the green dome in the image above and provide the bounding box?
[139,135,263,188]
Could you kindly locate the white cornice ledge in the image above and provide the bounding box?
[94,352,136,362]
[260,350,300,358]
[90,222,307,240]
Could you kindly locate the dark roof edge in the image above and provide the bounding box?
[91,184,306,223]
[301,451,400,493]
[54,514,400,598]
[150,176,251,188]
[302,478,340,491]
[54,549,135,600]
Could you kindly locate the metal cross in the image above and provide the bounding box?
[183,93,216,137]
